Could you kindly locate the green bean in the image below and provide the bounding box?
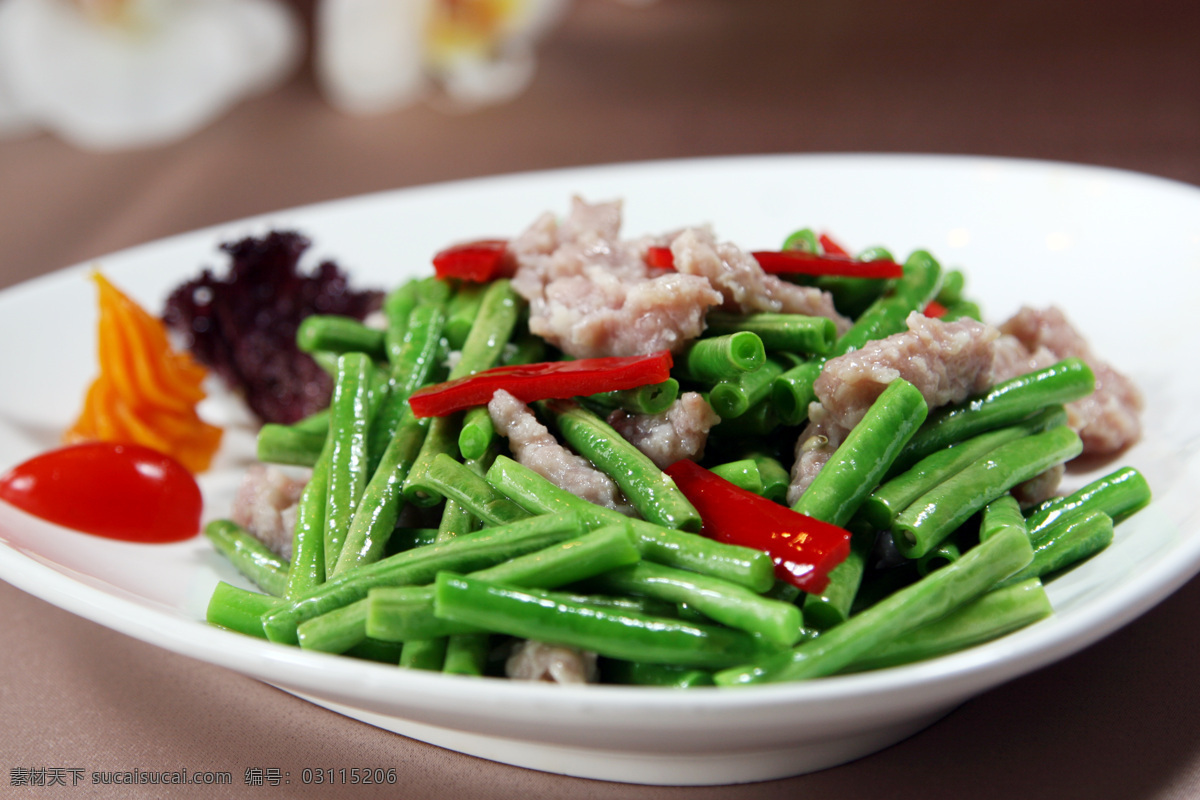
[792,378,929,528]
[423,453,531,526]
[500,332,547,367]
[979,494,1026,542]
[703,313,837,356]
[484,455,775,591]
[935,269,966,305]
[206,582,282,639]
[285,438,330,599]
[543,400,702,532]
[345,638,405,664]
[676,332,765,382]
[457,407,496,462]
[890,358,1095,476]
[323,352,373,575]
[292,408,330,433]
[843,578,1052,672]
[782,228,820,253]
[893,425,1083,560]
[833,250,942,356]
[939,300,982,322]
[367,523,642,642]
[444,282,486,350]
[256,423,326,467]
[204,519,290,597]
[442,634,491,676]
[601,660,715,688]
[433,573,783,669]
[708,459,764,495]
[404,279,522,503]
[296,315,387,361]
[388,527,440,553]
[400,639,448,671]
[709,359,784,419]
[916,537,962,576]
[998,511,1114,588]
[800,527,876,630]
[580,561,804,646]
[858,406,1068,531]
[1025,466,1151,542]
[744,451,791,503]
[369,304,447,474]
[710,397,780,438]
[297,598,368,653]
[772,359,822,426]
[331,411,429,575]
[382,278,422,354]
[714,524,1034,684]
[586,379,680,416]
[262,510,584,644]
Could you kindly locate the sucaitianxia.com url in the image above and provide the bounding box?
[10,767,233,787]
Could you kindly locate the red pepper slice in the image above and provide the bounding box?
[923,300,949,318]
[0,442,202,543]
[817,233,851,257]
[664,459,851,593]
[644,246,675,270]
[642,246,902,280]
[749,250,904,279]
[408,351,674,417]
[432,239,511,282]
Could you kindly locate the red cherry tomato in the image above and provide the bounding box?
[0,442,202,543]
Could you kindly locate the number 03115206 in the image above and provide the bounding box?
[300,768,398,785]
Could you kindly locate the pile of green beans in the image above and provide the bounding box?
[204,229,1150,687]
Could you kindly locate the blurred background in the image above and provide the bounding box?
[2,2,1199,798]
[1,0,1197,290]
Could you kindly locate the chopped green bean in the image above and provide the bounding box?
[676,332,765,382]
[715,525,1034,684]
[204,519,289,597]
[484,455,774,591]
[433,572,784,669]
[704,313,837,356]
[893,425,1083,560]
[543,400,702,532]
[263,510,585,645]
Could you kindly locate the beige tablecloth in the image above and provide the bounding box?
[2,1,1199,797]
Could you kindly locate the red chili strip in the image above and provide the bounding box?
[642,245,901,279]
[664,459,851,594]
[750,250,904,279]
[817,233,851,257]
[923,300,949,318]
[408,351,674,417]
[644,246,675,270]
[432,239,511,282]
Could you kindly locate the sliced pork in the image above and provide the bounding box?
[670,227,852,333]
[488,389,628,511]
[230,464,306,560]
[509,197,722,358]
[607,392,721,470]
[998,306,1143,455]
[506,640,599,684]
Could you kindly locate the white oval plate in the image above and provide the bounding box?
[1,154,1197,786]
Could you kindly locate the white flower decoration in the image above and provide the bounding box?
[316,0,568,115]
[0,0,302,150]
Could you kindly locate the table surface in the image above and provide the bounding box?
[2,1,1199,797]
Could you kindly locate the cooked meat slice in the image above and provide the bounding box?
[998,306,1143,455]
[607,392,721,470]
[230,463,305,560]
[670,227,852,333]
[488,389,628,511]
[506,640,599,684]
